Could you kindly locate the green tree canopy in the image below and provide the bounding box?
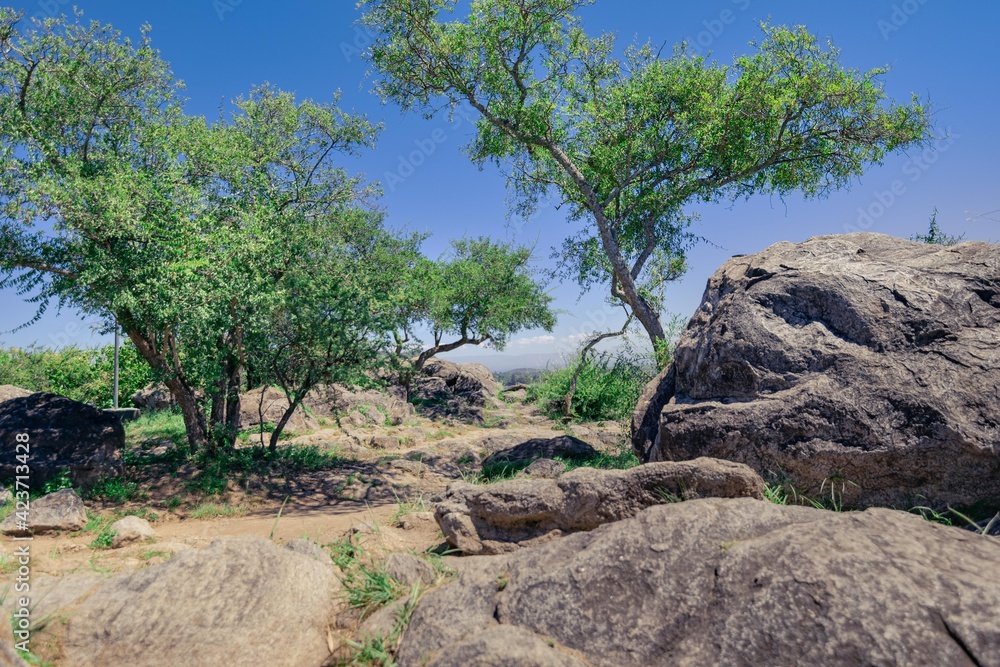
[361,0,932,357]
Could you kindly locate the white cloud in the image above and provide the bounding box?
[513,335,556,347]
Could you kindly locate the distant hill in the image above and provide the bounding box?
[495,368,546,387]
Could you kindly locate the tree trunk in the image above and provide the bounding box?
[225,359,242,443]
[268,396,302,452]
[126,329,207,454]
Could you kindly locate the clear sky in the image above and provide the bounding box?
[1,0,998,370]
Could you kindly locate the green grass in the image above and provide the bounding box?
[87,477,143,503]
[188,503,248,520]
[42,469,73,495]
[527,352,654,422]
[0,497,16,522]
[467,441,640,485]
[0,554,19,574]
[126,410,188,448]
[389,493,430,526]
[185,444,350,495]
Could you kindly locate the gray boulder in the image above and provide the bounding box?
[0,393,124,489]
[633,233,1000,513]
[399,498,1000,667]
[62,537,339,667]
[435,458,764,555]
[0,489,87,536]
[304,383,415,426]
[482,435,598,469]
[239,387,319,434]
[0,385,31,404]
[130,383,174,411]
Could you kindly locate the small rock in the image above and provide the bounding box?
[385,553,437,588]
[1,488,87,536]
[522,458,566,479]
[0,483,12,505]
[399,511,435,531]
[370,435,402,450]
[110,516,155,548]
[388,459,424,477]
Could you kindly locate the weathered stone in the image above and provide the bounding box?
[435,458,764,554]
[385,553,436,588]
[284,539,332,565]
[304,384,414,426]
[370,435,402,450]
[0,483,11,505]
[0,385,31,404]
[0,489,86,536]
[63,537,339,667]
[109,516,155,549]
[482,435,598,468]
[0,393,124,489]
[399,498,1000,667]
[130,383,174,411]
[239,387,319,434]
[634,233,1000,513]
[522,458,566,479]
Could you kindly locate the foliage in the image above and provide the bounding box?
[0,10,397,456]
[391,237,556,387]
[362,0,932,348]
[0,341,153,408]
[528,350,653,422]
[41,468,73,494]
[87,477,142,504]
[912,208,964,246]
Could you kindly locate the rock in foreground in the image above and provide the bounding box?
[435,458,764,554]
[400,498,1000,667]
[634,233,1000,512]
[0,393,125,489]
[0,488,86,536]
[63,537,339,667]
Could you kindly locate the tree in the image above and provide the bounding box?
[360,0,932,359]
[391,237,556,393]
[0,9,384,453]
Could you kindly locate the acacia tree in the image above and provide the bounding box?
[0,9,384,453]
[361,0,932,358]
[392,237,556,393]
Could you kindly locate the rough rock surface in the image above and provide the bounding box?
[0,393,124,489]
[412,359,501,423]
[0,489,87,536]
[304,384,415,425]
[0,385,31,404]
[481,435,598,469]
[633,233,1000,512]
[399,498,1000,667]
[62,537,339,667]
[130,383,174,411]
[109,516,155,548]
[435,458,764,554]
[239,387,320,434]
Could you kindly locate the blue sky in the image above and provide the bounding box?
[2,0,998,370]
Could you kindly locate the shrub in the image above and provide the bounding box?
[528,351,653,422]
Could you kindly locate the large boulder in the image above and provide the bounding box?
[435,458,764,555]
[481,435,598,469]
[130,383,174,411]
[303,384,415,426]
[0,488,87,536]
[239,387,320,434]
[412,359,501,423]
[0,385,31,404]
[398,498,1000,667]
[0,393,124,489]
[62,537,340,667]
[633,233,1000,513]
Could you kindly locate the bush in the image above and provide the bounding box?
[0,341,153,408]
[528,351,654,422]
